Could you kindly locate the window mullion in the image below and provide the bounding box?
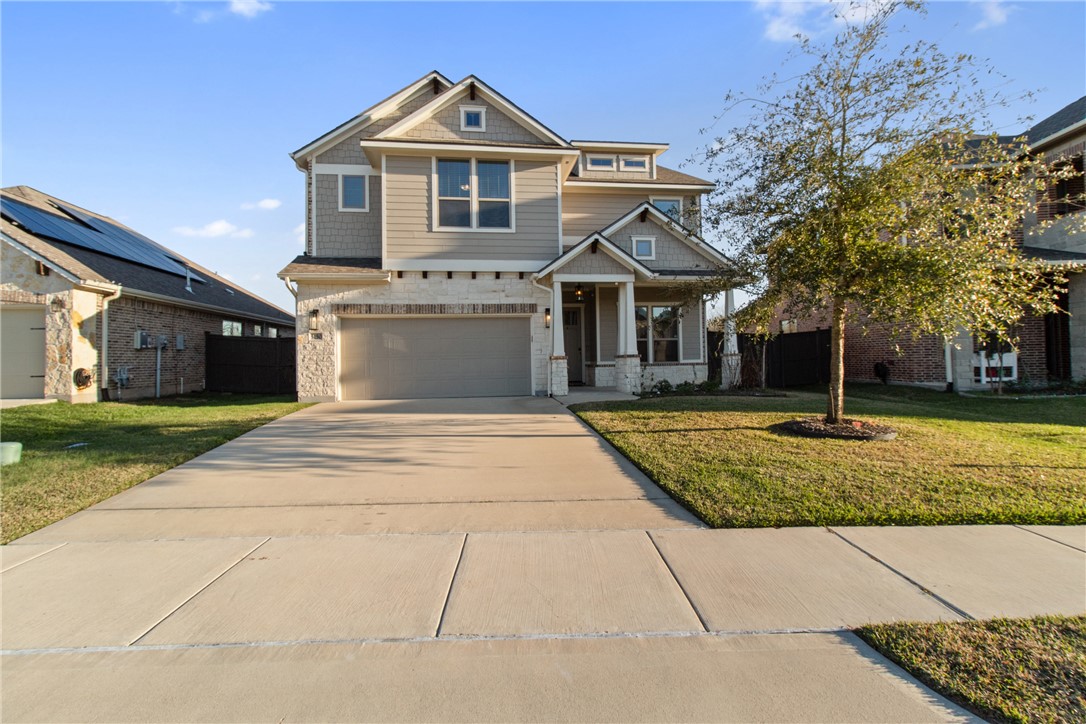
[471,158,478,229]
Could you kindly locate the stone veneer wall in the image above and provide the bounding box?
[1070,272,1086,379]
[295,273,553,401]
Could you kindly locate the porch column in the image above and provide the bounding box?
[622,281,637,355]
[551,281,565,357]
[549,280,569,396]
[615,280,641,394]
[721,288,740,387]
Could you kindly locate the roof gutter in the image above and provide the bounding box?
[1030,117,1086,153]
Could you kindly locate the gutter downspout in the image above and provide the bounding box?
[944,342,954,393]
[92,284,122,401]
[282,276,298,299]
[529,275,553,397]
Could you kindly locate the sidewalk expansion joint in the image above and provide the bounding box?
[645,531,710,633]
[825,528,975,621]
[2,626,855,657]
[434,533,468,637]
[1012,524,1086,553]
[0,543,68,573]
[126,537,272,646]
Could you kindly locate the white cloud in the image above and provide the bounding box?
[229,0,272,19]
[973,0,1013,30]
[293,222,305,246]
[241,198,282,211]
[173,219,254,239]
[755,0,893,42]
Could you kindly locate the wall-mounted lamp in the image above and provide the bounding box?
[573,284,585,301]
[544,308,552,329]
[50,297,66,313]
[308,308,320,332]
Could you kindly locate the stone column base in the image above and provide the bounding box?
[615,354,641,394]
[550,356,569,396]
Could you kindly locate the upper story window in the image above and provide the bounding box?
[1051,155,1085,217]
[632,236,656,260]
[620,156,649,171]
[652,197,682,222]
[436,158,513,231]
[586,155,615,171]
[460,106,487,132]
[340,174,368,212]
[222,320,242,336]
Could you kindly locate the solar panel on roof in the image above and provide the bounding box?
[1,197,203,281]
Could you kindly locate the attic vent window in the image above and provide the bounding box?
[460,106,486,132]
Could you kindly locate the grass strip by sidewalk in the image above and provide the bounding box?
[0,394,310,543]
[572,384,1086,528]
[858,615,1086,724]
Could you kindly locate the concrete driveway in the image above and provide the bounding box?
[17,396,700,543]
[4,396,1080,722]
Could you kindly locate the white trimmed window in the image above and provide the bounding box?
[620,156,649,171]
[340,174,368,212]
[635,305,680,363]
[651,197,682,221]
[586,154,615,171]
[632,236,656,260]
[460,106,487,132]
[436,158,513,230]
[222,320,242,337]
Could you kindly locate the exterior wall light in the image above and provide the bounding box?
[544,307,551,328]
[308,308,320,332]
[573,284,585,301]
[50,297,66,313]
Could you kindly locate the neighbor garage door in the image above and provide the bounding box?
[339,317,531,400]
[1,306,47,399]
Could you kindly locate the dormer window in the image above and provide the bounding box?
[586,155,615,171]
[460,106,487,132]
[621,156,649,171]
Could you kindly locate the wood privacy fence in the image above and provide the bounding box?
[205,333,296,394]
[737,329,832,388]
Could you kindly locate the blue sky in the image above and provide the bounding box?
[3,1,1084,313]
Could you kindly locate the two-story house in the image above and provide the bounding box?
[279,72,734,401]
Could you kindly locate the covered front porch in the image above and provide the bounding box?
[542,275,718,396]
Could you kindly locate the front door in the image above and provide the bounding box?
[563,307,583,384]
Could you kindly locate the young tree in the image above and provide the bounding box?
[701,0,1080,424]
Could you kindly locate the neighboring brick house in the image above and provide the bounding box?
[1,186,293,402]
[771,97,1086,390]
[279,72,737,401]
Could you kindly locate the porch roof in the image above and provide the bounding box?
[534,232,655,280]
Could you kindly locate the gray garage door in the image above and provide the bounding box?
[339,317,531,400]
[1,307,46,399]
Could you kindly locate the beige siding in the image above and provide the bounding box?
[681,299,704,362]
[609,218,718,271]
[562,191,652,239]
[391,96,550,146]
[384,156,559,264]
[315,174,381,257]
[558,249,632,276]
[596,285,618,362]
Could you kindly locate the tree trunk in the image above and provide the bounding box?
[827,299,846,424]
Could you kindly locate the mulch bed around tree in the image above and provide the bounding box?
[773,416,898,441]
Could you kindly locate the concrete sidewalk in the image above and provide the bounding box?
[2,398,1082,721]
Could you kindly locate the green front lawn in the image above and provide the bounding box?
[573,384,1085,528]
[859,615,1086,724]
[0,394,310,543]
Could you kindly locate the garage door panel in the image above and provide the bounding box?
[340,318,530,400]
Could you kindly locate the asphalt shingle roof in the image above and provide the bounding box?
[279,256,384,275]
[1027,97,1086,145]
[566,165,714,187]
